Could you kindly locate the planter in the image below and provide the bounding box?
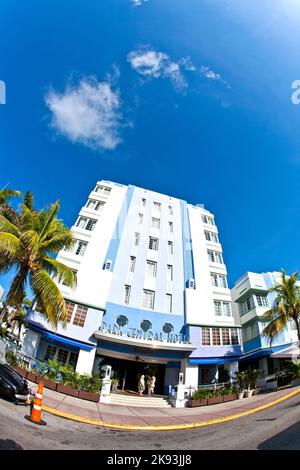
[223,394,237,402]
[244,389,254,398]
[35,376,57,391]
[111,383,118,393]
[188,398,208,407]
[207,396,224,405]
[13,365,28,379]
[26,371,37,382]
[238,391,245,399]
[78,390,100,402]
[56,384,79,397]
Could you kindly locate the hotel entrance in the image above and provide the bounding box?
[95,354,166,395]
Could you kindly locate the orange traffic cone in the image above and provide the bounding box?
[25,382,47,425]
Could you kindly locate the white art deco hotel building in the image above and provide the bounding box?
[23,181,242,394]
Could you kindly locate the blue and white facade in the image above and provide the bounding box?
[231,272,299,375]
[23,181,242,393]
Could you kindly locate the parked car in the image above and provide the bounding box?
[0,340,32,404]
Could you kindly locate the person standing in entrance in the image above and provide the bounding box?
[149,375,156,395]
[138,374,145,396]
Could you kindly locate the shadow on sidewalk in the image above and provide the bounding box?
[0,439,23,450]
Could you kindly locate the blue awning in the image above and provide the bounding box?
[189,357,240,365]
[240,344,291,362]
[29,324,95,351]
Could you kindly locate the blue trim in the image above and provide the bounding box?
[180,201,195,288]
[189,357,240,365]
[28,324,95,351]
[103,185,134,270]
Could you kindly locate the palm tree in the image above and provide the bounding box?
[6,298,31,341]
[261,270,300,345]
[0,198,77,328]
[0,187,20,224]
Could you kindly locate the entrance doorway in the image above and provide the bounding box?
[95,355,166,395]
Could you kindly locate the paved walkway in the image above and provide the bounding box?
[28,381,300,430]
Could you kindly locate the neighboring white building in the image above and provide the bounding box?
[23,181,242,394]
[231,271,299,376]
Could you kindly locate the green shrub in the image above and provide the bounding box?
[192,389,211,400]
[5,351,18,366]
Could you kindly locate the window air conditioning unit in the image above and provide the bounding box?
[187,278,195,289]
[104,259,112,271]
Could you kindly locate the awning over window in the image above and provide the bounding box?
[240,343,294,362]
[29,324,95,351]
[188,357,240,366]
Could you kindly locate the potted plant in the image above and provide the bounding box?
[188,388,210,407]
[56,364,79,397]
[78,373,101,402]
[244,368,260,398]
[235,371,246,399]
[287,360,300,386]
[111,377,119,393]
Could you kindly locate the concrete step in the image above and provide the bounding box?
[110,393,171,408]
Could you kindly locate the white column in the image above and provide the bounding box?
[259,357,268,376]
[22,329,41,360]
[213,365,219,384]
[181,359,198,388]
[225,361,239,382]
[76,348,96,375]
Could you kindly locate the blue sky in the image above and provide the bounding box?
[1,0,300,292]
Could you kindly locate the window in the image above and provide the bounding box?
[202,215,215,225]
[138,213,143,224]
[211,273,228,288]
[146,260,157,278]
[65,300,75,322]
[214,300,232,317]
[207,250,223,264]
[151,217,160,229]
[202,328,211,346]
[168,221,173,233]
[167,265,173,282]
[73,304,88,327]
[124,285,131,304]
[44,344,56,361]
[222,328,230,345]
[168,241,173,255]
[134,232,140,246]
[168,206,173,216]
[162,323,173,334]
[204,230,219,243]
[76,217,97,231]
[140,319,152,332]
[142,290,155,309]
[94,185,111,196]
[256,295,269,307]
[212,328,221,345]
[149,237,159,251]
[239,295,255,315]
[153,202,161,212]
[69,352,79,368]
[244,323,258,342]
[129,256,136,273]
[214,300,222,316]
[116,315,128,327]
[165,294,172,313]
[86,199,105,211]
[74,240,88,256]
[57,348,68,365]
[230,328,239,345]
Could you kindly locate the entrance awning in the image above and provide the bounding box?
[240,343,296,362]
[188,357,240,366]
[270,343,300,359]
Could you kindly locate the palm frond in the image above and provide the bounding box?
[0,214,21,237]
[42,257,77,288]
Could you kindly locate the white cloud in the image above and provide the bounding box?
[200,66,222,81]
[45,77,123,151]
[131,0,148,6]
[127,48,195,91]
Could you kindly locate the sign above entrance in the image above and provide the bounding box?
[94,322,195,352]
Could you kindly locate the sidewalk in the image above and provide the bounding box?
[28,381,300,430]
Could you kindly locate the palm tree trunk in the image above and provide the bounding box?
[294,318,300,344]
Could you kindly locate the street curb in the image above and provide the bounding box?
[42,387,300,432]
